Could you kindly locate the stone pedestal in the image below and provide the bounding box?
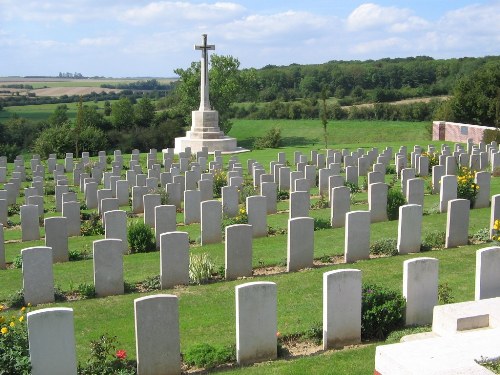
[174,110,239,153]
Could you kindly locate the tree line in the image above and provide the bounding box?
[0,54,498,160]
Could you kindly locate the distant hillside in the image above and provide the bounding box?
[239,55,500,104]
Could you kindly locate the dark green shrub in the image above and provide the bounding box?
[238,182,256,204]
[370,238,398,256]
[253,127,282,149]
[277,189,290,201]
[345,181,361,194]
[78,334,135,375]
[387,188,406,220]
[0,305,31,374]
[420,231,446,251]
[7,289,25,308]
[69,247,92,261]
[77,283,96,299]
[212,170,226,199]
[140,275,161,292]
[12,254,22,269]
[313,217,331,231]
[362,283,406,340]
[438,283,454,304]
[7,204,20,216]
[183,343,235,369]
[54,286,67,302]
[127,222,155,253]
[80,213,105,236]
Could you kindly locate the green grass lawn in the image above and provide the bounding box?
[0,119,492,373]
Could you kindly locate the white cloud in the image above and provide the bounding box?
[220,10,330,43]
[79,36,121,47]
[346,3,428,33]
[118,1,246,26]
[349,37,409,55]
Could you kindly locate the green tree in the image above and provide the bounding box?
[111,97,134,130]
[74,97,84,157]
[134,96,156,127]
[320,86,329,149]
[48,104,69,127]
[443,62,500,125]
[103,100,112,116]
[173,54,250,134]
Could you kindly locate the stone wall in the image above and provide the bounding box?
[432,121,497,143]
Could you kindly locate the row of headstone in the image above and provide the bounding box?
[25,245,500,373]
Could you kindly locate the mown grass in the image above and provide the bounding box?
[0,119,491,373]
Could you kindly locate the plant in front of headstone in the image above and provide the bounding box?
[44,182,55,196]
[457,166,479,206]
[127,221,155,253]
[7,204,20,216]
[77,334,136,375]
[238,181,256,204]
[137,275,161,292]
[6,289,24,308]
[420,231,446,251]
[221,207,248,231]
[80,213,104,236]
[212,170,227,198]
[183,343,236,369]
[311,195,328,209]
[0,304,31,375]
[361,283,406,340]
[189,253,215,285]
[76,283,96,299]
[276,189,289,201]
[386,187,406,221]
[148,187,168,205]
[313,217,330,231]
[470,227,492,244]
[69,246,92,261]
[385,165,396,175]
[11,254,22,269]
[438,283,454,305]
[370,238,398,257]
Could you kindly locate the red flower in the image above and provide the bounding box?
[116,349,127,360]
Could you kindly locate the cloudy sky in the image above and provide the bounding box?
[1,0,499,77]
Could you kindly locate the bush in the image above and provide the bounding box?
[438,283,454,305]
[77,283,96,299]
[457,166,478,206]
[420,231,446,251]
[370,238,398,256]
[127,221,155,253]
[362,284,406,340]
[0,305,31,374]
[277,189,290,201]
[80,213,104,236]
[387,188,406,221]
[6,289,25,308]
[212,170,227,199]
[253,127,282,149]
[183,343,235,369]
[221,208,248,231]
[78,334,135,375]
[189,253,215,285]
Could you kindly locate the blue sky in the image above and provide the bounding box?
[0,0,499,77]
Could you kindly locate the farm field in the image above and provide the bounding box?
[0,119,494,374]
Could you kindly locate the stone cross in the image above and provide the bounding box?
[195,34,215,111]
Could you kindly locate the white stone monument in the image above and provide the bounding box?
[173,34,242,154]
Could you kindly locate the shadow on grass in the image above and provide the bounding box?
[281,136,319,147]
[237,136,316,149]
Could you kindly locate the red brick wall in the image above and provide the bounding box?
[432,121,496,143]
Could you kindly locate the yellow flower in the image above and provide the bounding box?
[494,225,499,231]
[20,307,26,312]
[1,327,8,335]
[9,322,15,328]
[19,316,24,322]
[27,303,31,307]
[0,305,3,311]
